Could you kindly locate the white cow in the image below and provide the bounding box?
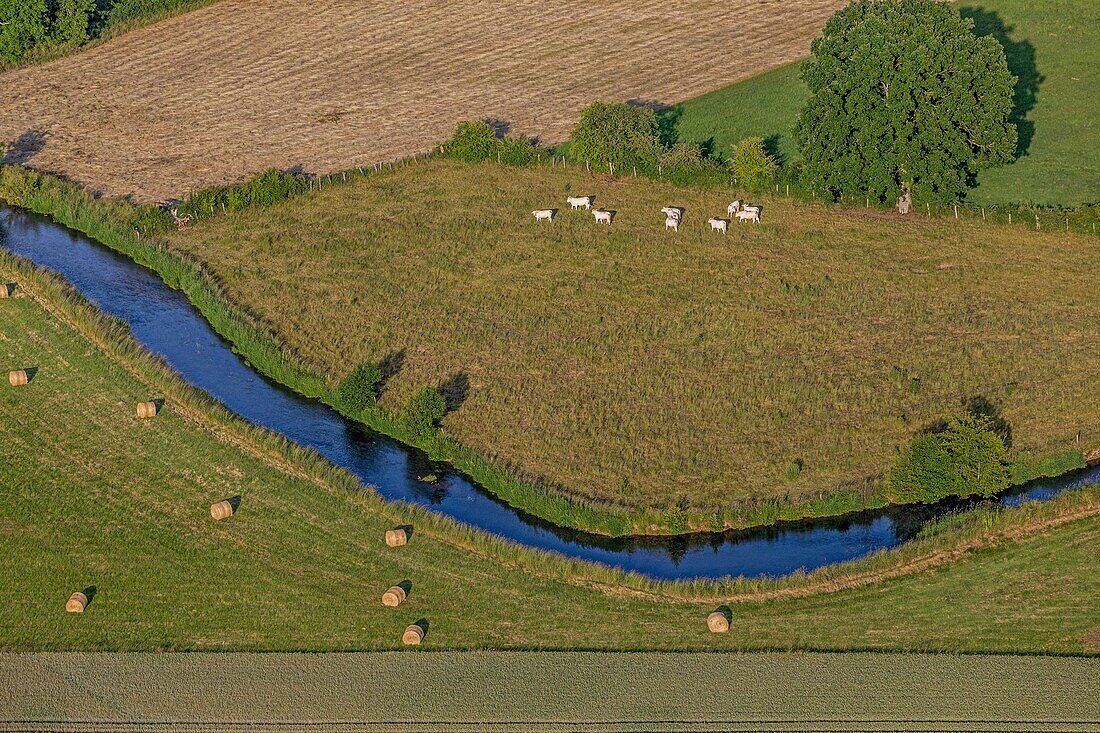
[736,210,760,224]
[727,200,742,216]
[741,204,761,216]
[708,217,729,234]
[593,209,613,225]
[660,206,683,220]
[567,195,594,210]
[532,209,555,223]
[665,215,680,232]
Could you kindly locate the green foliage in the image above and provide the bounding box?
[570,102,662,172]
[403,387,446,435]
[49,0,95,47]
[729,137,778,192]
[497,135,537,167]
[181,168,308,219]
[443,121,498,162]
[443,121,537,167]
[794,0,1017,203]
[889,415,1009,503]
[0,0,49,63]
[337,362,382,412]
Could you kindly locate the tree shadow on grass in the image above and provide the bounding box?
[376,348,406,396]
[960,6,1042,158]
[439,371,469,414]
[2,130,46,165]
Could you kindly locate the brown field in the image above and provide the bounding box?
[0,0,845,202]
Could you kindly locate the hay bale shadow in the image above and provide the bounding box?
[82,585,97,608]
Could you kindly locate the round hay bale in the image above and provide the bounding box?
[707,610,730,633]
[135,401,158,419]
[0,283,11,299]
[385,528,408,547]
[8,370,28,387]
[210,500,235,521]
[66,591,88,613]
[402,623,425,645]
[381,585,407,607]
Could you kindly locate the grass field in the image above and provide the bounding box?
[4,652,1099,732]
[164,158,1100,518]
[668,0,1100,207]
[0,0,846,202]
[3,218,1100,654]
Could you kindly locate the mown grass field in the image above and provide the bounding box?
[669,0,1100,207]
[0,0,845,202]
[166,158,1100,516]
[1,252,1098,654]
[4,652,1099,732]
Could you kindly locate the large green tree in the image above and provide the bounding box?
[794,0,1017,203]
[0,0,49,63]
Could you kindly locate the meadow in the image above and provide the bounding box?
[4,652,1098,731]
[164,158,1100,521]
[668,0,1100,207]
[2,222,1099,655]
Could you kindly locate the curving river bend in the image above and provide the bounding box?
[2,205,1096,580]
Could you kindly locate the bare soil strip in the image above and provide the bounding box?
[0,0,846,202]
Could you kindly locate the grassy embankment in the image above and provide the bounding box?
[4,652,1099,732]
[164,159,1099,524]
[670,0,1100,207]
[1,217,1099,654]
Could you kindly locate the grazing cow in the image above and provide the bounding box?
[532,208,555,223]
[741,204,761,216]
[665,215,680,232]
[708,217,729,234]
[593,209,613,225]
[727,200,742,216]
[736,209,760,224]
[660,206,683,220]
[567,195,594,210]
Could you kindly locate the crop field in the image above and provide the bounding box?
[166,158,1100,517]
[1,256,1099,653]
[0,0,847,203]
[4,652,1099,732]
[669,0,1100,206]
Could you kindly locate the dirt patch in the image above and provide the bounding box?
[1082,627,1100,651]
[0,0,846,202]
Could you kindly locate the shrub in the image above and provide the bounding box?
[337,362,382,412]
[794,0,1016,203]
[444,120,498,162]
[729,137,778,192]
[570,102,662,172]
[889,415,1008,503]
[403,387,446,435]
[497,135,537,167]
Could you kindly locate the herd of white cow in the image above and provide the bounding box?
[532,196,761,231]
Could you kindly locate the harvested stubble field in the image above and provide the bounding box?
[166,158,1100,516]
[4,652,1099,732]
[0,0,846,203]
[1,256,1099,653]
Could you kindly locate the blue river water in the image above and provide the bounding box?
[2,205,1095,580]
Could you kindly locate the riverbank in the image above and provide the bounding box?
[0,163,1096,538]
